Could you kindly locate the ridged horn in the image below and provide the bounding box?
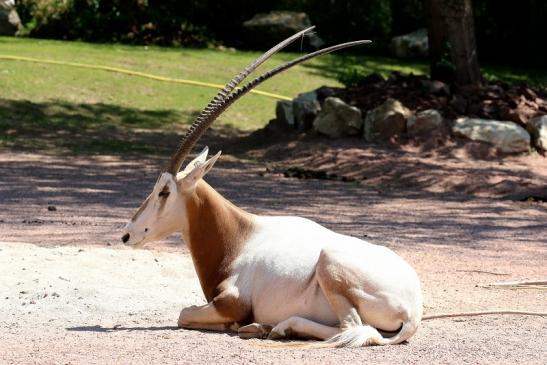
[195,39,372,142]
[166,26,316,175]
[168,35,371,175]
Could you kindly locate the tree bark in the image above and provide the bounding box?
[424,0,481,85]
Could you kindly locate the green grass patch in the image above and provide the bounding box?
[0,37,350,132]
[0,37,545,155]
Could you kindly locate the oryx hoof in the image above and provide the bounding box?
[268,324,293,340]
[177,305,199,328]
[238,323,273,339]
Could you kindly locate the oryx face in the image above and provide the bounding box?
[121,147,220,247]
[122,172,182,247]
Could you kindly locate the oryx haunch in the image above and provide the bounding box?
[122,27,423,347]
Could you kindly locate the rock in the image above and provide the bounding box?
[0,0,20,36]
[361,73,385,85]
[275,100,294,128]
[315,86,337,104]
[499,97,538,126]
[527,115,547,151]
[313,97,362,138]
[421,79,450,95]
[390,28,429,58]
[407,109,444,136]
[293,91,321,131]
[243,11,324,50]
[364,99,411,141]
[452,118,531,153]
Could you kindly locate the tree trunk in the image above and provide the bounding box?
[424,0,481,85]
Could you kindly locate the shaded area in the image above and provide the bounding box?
[0,152,545,251]
[0,98,203,154]
[67,325,179,333]
[235,128,547,201]
[302,54,428,85]
[302,54,547,87]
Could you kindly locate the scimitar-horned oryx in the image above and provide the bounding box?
[122,27,423,347]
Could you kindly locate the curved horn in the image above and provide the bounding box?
[167,26,316,175]
[167,39,371,174]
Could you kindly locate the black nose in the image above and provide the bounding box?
[122,233,130,243]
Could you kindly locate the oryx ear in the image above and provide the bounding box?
[157,172,178,194]
[180,151,221,189]
[182,146,209,174]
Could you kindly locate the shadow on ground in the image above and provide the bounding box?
[0,98,204,154]
[67,325,179,332]
[0,151,545,250]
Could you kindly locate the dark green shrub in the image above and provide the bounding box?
[303,0,392,47]
[15,0,213,46]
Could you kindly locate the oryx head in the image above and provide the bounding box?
[121,147,220,247]
[121,26,370,247]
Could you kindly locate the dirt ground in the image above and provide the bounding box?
[1,146,546,364]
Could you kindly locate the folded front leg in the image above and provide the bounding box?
[177,287,250,332]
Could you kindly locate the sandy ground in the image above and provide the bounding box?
[1,150,546,364]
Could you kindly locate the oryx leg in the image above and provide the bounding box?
[266,293,361,340]
[177,288,249,332]
[238,323,273,339]
[315,249,387,343]
[177,303,237,331]
[268,248,384,342]
[268,316,341,340]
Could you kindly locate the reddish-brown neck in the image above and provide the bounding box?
[183,180,254,301]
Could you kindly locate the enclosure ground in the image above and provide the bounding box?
[0,150,546,364]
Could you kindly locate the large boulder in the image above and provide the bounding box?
[293,91,321,131]
[528,115,547,151]
[0,0,20,36]
[243,11,324,49]
[407,109,444,136]
[390,28,429,58]
[313,97,362,138]
[364,99,411,141]
[452,118,531,153]
[275,100,295,128]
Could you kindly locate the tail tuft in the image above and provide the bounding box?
[326,325,383,347]
[325,320,419,348]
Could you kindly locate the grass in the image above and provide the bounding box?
[2,37,380,129]
[482,65,547,87]
[0,36,545,154]
[0,37,355,153]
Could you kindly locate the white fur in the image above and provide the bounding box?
[233,216,422,332]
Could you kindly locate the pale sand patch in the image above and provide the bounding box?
[0,241,204,329]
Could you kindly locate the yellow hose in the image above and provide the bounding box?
[0,54,292,101]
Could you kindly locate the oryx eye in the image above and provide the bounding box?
[158,187,170,198]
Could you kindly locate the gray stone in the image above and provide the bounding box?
[293,91,321,131]
[452,118,531,153]
[364,99,412,141]
[313,97,362,138]
[275,100,295,128]
[407,109,444,136]
[315,86,337,104]
[243,11,324,50]
[421,79,450,95]
[391,28,429,58]
[0,0,19,36]
[528,115,547,151]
